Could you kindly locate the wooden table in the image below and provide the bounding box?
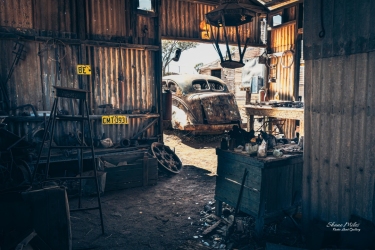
[244,104,304,136]
[215,148,303,235]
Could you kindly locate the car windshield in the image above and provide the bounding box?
[192,80,224,91]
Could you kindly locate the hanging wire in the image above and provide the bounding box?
[281,50,294,68]
[37,38,67,62]
[266,54,278,68]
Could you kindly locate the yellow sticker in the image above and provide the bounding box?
[77,65,91,75]
[102,115,128,125]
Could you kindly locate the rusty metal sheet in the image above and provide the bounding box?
[268,22,296,102]
[86,0,129,38]
[195,93,241,124]
[0,0,33,29]
[0,40,158,143]
[0,0,76,32]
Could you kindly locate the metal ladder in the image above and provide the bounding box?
[31,86,104,234]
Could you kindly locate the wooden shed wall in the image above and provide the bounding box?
[303,0,375,225]
[0,0,160,142]
[160,0,265,46]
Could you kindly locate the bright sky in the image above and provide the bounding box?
[168,43,227,74]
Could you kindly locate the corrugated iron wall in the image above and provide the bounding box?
[160,0,201,39]
[0,0,160,143]
[0,0,34,29]
[160,0,264,45]
[267,18,298,139]
[0,0,77,32]
[85,0,128,38]
[0,39,156,142]
[303,0,375,226]
[89,46,156,141]
[268,21,296,101]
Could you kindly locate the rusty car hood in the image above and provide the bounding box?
[188,92,241,124]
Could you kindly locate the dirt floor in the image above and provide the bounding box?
[70,131,304,250]
[71,166,216,250]
[163,130,223,175]
[71,131,221,250]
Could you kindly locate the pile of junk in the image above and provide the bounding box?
[221,124,303,158]
[0,102,180,249]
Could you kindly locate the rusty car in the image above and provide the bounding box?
[162,74,242,134]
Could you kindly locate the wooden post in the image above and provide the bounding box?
[250,115,254,131]
[245,89,252,105]
[247,114,254,132]
[299,120,304,137]
[267,117,273,134]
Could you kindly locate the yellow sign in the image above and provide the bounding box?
[102,115,128,125]
[77,65,91,75]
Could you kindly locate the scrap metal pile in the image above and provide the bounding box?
[187,201,304,249]
[222,125,303,158]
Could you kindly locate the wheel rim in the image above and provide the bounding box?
[151,142,182,174]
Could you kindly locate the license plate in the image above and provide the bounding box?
[102,115,128,125]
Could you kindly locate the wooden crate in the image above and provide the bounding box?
[0,187,71,250]
[215,148,303,234]
[100,152,158,191]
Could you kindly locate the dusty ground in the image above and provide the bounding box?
[71,131,222,250]
[70,131,305,250]
[72,166,216,250]
[163,130,223,175]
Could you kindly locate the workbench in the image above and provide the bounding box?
[215,148,303,235]
[244,104,304,136]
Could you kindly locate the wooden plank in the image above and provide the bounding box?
[309,57,322,221]
[101,152,148,164]
[215,177,261,217]
[318,56,332,221]
[217,159,262,190]
[202,220,222,236]
[104,156,158,191]
[292,162,303,203]
[339,54,355,222]
[216,148,264,167]
[327,56,342,222]
[262,164,299,212]
[244,106,304,120]
[352,53,368,217]
[364,51,375,219]
[302,58,312,228]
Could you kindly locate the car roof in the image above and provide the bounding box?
[162,74,228,93]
